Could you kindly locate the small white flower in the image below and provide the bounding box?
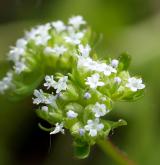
[126,77,145,92]
[0,72,13,93]
[52,20,66,33]
[41,106,48,112]
[69,16,86,29]
[44,75,56,89]
[111,59,119,68]
[78,56,97,70]
[85,73,104,89]
[79,128,85,136]
[33,89,46,105]
[114,77,121,84]
[13,61,27,74]
[34,34,51,45]
[103,65,117,76]
[84,118,104,137]
[54,76,68,93]
[8,47,25,62]
[78,44,91,57]
[50,123,64,135]
[84,92,91,99]
[51,45,67,56]
[67,110,78,119]
[44,45,67,56]
[33,89,56,105]
[64,32,84,45]
[16,38,27,48]
[45,94,57,105]
[92,102,109,118]
[25,24,51,45]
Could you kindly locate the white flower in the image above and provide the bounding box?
[41,106,48,112]
[69,16,86,29]
[45,94,56,105]
[54,76,68,93]
[79,128,85,136]
[84,92,91,99]
[64,32,84,45]
[78,44,91,57]
[52,20,66,33]
[85,73,104,89]
[92,102,109,118]
[103,65,117,76]
[66,110,78,119]
[13,61,27,74]
[126,77,145,92]
[16,38,27,48]
[44,45,67,56]
[25,24,50,39]
[84,118,104,137]
[33,89,56,105]
[114,77,121,84]
[111,59,119,68]
[8,47,25,62]
[50,123,64,135]
[78,57,116,76]
[25,24,51,45]
[33,89,46,105]
[0,72,13,93]
[34,34,51,45]
[78,56,97,70]
[44,75,56,89]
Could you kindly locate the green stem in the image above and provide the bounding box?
[97,139,136,165]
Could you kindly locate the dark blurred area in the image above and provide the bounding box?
[0,0,160,165]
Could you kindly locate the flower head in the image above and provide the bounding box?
[0,72,13,93]
[86,73,104,89]
[92,102,108,118]
[111,59,119,68]
[54,76,68,93]
[50,123,64,135]
[52,20,66,33]
[67,110,78,119]
[44,45,67,56]
[64,32,84,45]
[69,16,86,29]
[84,118,104,137]
[126,77,145,92]
[44,75,56,89]
[78,44,91,58]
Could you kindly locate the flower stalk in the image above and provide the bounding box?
[97,139,136,165]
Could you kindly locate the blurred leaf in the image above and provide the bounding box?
[73,140,90,159]
[118,52,131,71]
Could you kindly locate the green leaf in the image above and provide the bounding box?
[73,140,90,159]
[118,52,131,70]
[121,89,145,102]
[105,119,127,130]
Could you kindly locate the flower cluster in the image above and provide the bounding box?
[0,15,145,158]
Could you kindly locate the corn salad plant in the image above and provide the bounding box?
[0,16,145,161]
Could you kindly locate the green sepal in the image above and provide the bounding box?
[73,140,90,159]
[120,89,145,102]
[60,84,79,101]
[36,109,63,125]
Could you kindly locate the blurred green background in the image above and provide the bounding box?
[0,0,160,165]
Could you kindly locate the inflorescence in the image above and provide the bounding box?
[0,15,145,158]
